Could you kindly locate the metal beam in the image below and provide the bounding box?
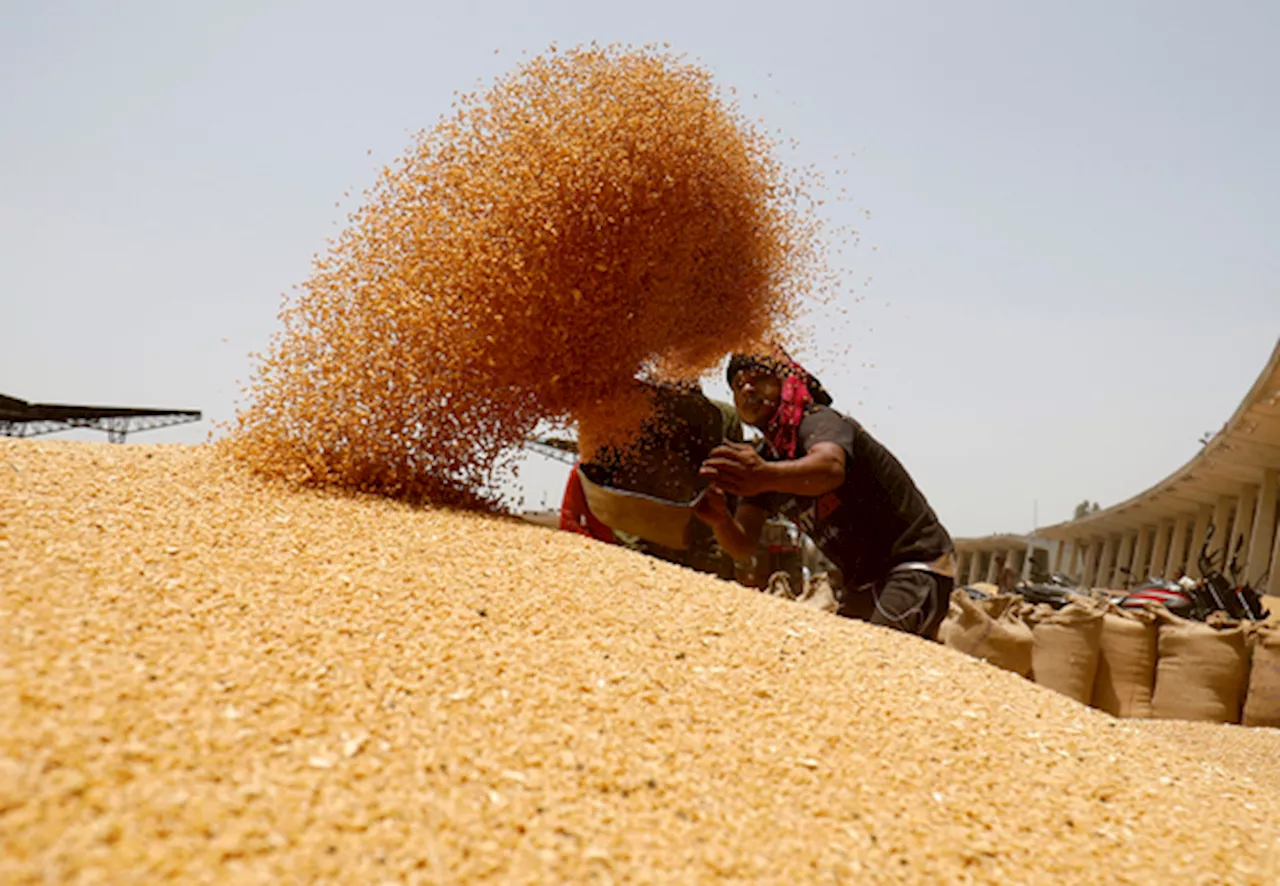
[0,394,202,443]
[522,440,578,466]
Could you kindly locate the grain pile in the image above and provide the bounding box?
[226,44,824,505]
[5,439,1280,884]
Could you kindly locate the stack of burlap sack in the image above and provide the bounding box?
[765,571,841,614]
[938,589,1280,727]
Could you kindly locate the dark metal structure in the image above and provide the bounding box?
[0,394,201,444]
[522,437,578,465]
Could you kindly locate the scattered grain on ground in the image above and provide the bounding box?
[4,440,1279,883]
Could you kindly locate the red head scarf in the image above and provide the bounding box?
[726,347,831,459]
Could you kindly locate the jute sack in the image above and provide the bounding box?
[1242,624,1280,728]
[1022,602,1056,628]
[936,598,964,645]
[1091,603,1158,719]
[1245,621,1260,656]
[765,571,796,601]
[1151,609,1249,724]
[796,573,840,614]
[1031,598,1104,704]
[938,590,1032,677]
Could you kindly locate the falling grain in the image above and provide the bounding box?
[225,44,826,505]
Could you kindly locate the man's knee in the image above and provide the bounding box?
[867,571,949,639]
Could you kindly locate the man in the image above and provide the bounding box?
[995,554,1018,595]
[560,378,743,576]
[694,349,955,639]
[586,379,742,504]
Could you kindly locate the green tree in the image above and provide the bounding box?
[1073,500,1101,520]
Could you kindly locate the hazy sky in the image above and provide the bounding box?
[3,0,1278,537]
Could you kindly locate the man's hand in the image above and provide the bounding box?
[692,486,731,526]
[699,442,775,498]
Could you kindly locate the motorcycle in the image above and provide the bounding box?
[1118,524,1269,622]
[1208,528,1269,622]
[1015,563,1077,609]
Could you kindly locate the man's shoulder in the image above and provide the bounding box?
[799,405,863,443]
[802,404,862,428]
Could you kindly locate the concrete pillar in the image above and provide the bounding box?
[1062,541,1077,578]
[1190,503,1214,579]
[985,551,999,584]
[1097,534,1118,589]
[1151,520,1173,581]
[1074,541,1089,584]
[1005,548,1020,584]
[967,551,984,585]
[1132,526,1154,584]
[1028,544,1050,581]
[1248,469,1279,587]
[1211,495,1235,565]
[1270,527,1280,596]
[1112,532,1136,588]
[1053,541,1066,574]
[1166,513,1192,580]
[1230,485,1259,573]
[1083,541,1102,588]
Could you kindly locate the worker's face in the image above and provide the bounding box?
[730,368,782,429]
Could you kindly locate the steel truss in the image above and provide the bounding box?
[1,394,202,444]
[522,438,578,465]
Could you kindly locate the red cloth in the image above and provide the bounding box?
[559,464,616,543]
[765,353,815,459]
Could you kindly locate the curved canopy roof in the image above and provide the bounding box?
[1037,337,1280,540]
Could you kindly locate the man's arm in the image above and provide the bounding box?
[693,490,769,563]
[759,443,845,497]
[700,441,846,499]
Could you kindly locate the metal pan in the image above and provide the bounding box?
[576,469,705,550]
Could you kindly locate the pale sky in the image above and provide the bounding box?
[3,0,1278,537]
